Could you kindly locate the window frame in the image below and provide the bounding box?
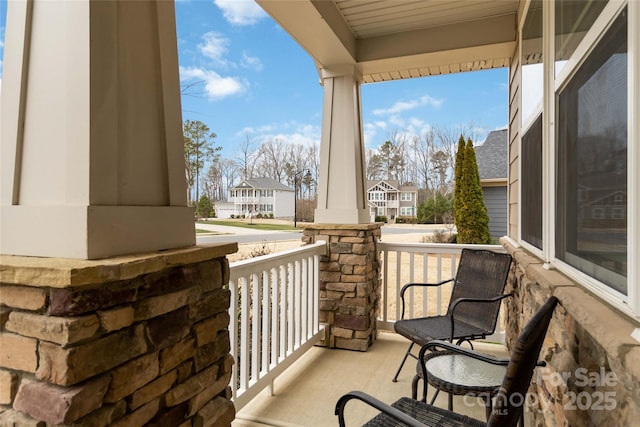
[519,0,639,317]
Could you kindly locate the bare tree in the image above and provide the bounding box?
[366,149,384,180]
[255,138,288,182]
[235,133,258,180]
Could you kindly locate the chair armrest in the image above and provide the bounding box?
[399,278,454,319]
[448,293,512,316]
[447,293,512,340]
[335,391,426,427]
[418,340,509,365]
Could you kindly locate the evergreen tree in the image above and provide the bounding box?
[417,192,453,224]
[457,138,491,243]
[453,135,466,228]
[196,194,213,219]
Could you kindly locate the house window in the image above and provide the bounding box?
[612,207,624,220]
[370,191,384,201]
[556,8,627,295]
[521,114,543,250]
[555,0,608,76]
[400,192,412,201]
[592,208,605,220]
[521,0,543,127]
[400,207,413,216]
[377,207,385,216]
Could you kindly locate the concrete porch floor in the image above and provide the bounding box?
[233,332,509,427]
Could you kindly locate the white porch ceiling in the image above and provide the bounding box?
[257,0,521,83]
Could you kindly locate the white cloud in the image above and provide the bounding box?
[214,0,267,26]
[242,121,321,148]
[373,95,443,116]
[180,66,247,100]
[241,52,263,71]
[198,32,230,66]
[389,115,405,127]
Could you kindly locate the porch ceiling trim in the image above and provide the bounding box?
[257,0,519,83]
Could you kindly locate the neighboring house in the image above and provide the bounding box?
[214,177,294,219]
[366,180,418,222]
[475,129,508,239]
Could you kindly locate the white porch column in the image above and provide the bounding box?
[315,65,370,224]
[0,0,194,259]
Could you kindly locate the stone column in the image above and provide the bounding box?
[0,244,237,426]
[314,66,370,224]
[1,0,193,259]
[303,224,382,351]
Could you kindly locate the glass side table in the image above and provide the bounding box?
[416,350,508,421]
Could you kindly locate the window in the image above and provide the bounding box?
[377,207,385,216]
[592,208,605,220]
[370,191,384,201]
[400,192,412,201]
[612,207,624,220]
[400,207,413,216]
[522,0,543,127]
[555,0,608,76]
[521,114,543,249]
[556,9,627,295]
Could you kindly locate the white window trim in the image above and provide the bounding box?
[547,0,640,318]
[518,0,545,261]
[519,0,638,318]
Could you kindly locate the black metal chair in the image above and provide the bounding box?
[393,248,513,382]
[335,296,560,427]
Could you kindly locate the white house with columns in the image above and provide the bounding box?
[2,1,640,426]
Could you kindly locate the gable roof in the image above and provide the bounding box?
[232,177,293,191]
[475,129,508,180]
[366,179,418,192]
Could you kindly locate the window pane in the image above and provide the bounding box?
[555,0,608,76]
[522,114,543,249]
[522,0,543,126]
[556,9,627,294]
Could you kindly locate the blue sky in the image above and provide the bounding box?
[0,1,508,157]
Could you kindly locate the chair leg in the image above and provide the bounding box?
[392,342,414,382]
[428,389,440,405]
[411,375,419,400]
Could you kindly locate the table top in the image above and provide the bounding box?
[425,353,506,390]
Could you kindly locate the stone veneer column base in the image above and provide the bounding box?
[0,243,237,427]
[303,223,382,352]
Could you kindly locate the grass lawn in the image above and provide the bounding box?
[197,219,299,231]
[196,228,220,234]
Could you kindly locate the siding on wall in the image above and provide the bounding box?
[483,186,507,239]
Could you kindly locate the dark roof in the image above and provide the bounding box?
[232,177,293,191]
[475,129,508,180]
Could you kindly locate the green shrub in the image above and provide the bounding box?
[196,194,213,219]
[375,215,387,223]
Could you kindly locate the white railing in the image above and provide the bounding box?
[377,242,506,334]
[228,241,326,411]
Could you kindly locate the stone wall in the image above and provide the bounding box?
[0,244,237,427]
[501,239,640,427]
[303,224,381,352]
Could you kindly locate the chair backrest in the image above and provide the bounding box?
[487,296,559,427]
[448,248,513,333]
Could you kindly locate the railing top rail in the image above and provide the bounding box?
[377,242,505,254]
[229,240,326,279]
